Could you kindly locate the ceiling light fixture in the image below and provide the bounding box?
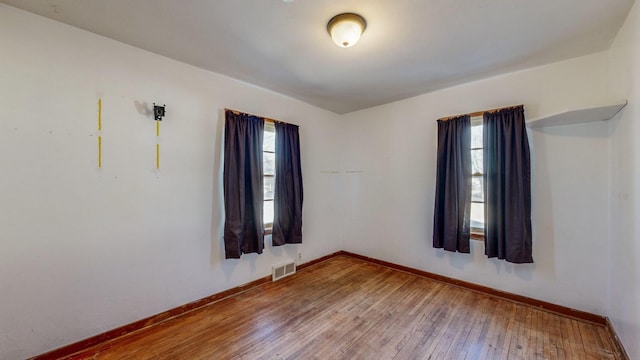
[327,13,366,48]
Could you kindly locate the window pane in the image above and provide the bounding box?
[471,123,483,149]
[264,125,275,152]
[264,200,274,225]
[264,176,275,200]
[264,152,275,175]
[472,176,484,202]
[471,149,483,175]
[470,202,484,229]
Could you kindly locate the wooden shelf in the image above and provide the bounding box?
[526,101,627,128]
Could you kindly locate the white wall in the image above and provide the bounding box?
[340,52,613,315]
[608,1,640,358]
[0,5,343,359]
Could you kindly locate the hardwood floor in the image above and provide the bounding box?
[64,256,621,359]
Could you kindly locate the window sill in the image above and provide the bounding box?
[265,227,272,236]
[470,232,484,241]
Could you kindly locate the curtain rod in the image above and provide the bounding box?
[438,104,524,122]
[224,108,290,125]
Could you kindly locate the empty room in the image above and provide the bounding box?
[1,0,639,359]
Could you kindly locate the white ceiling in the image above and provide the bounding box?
[2,0,635,114]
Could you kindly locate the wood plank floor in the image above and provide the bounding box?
[65,256,621,360]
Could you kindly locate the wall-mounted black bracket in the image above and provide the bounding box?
[153,103,166,121]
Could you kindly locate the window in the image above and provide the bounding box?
[263,122,276,230]
[470,116,484,237]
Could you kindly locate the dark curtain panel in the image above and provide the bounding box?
[483,106,533,263]
[272,122,303,246]
[223,110,265,259]
[433,115,472,253]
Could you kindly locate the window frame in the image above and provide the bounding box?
[470,116,484,240]
[263,122,276,234]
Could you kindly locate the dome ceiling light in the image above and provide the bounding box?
[327,13,367,48]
